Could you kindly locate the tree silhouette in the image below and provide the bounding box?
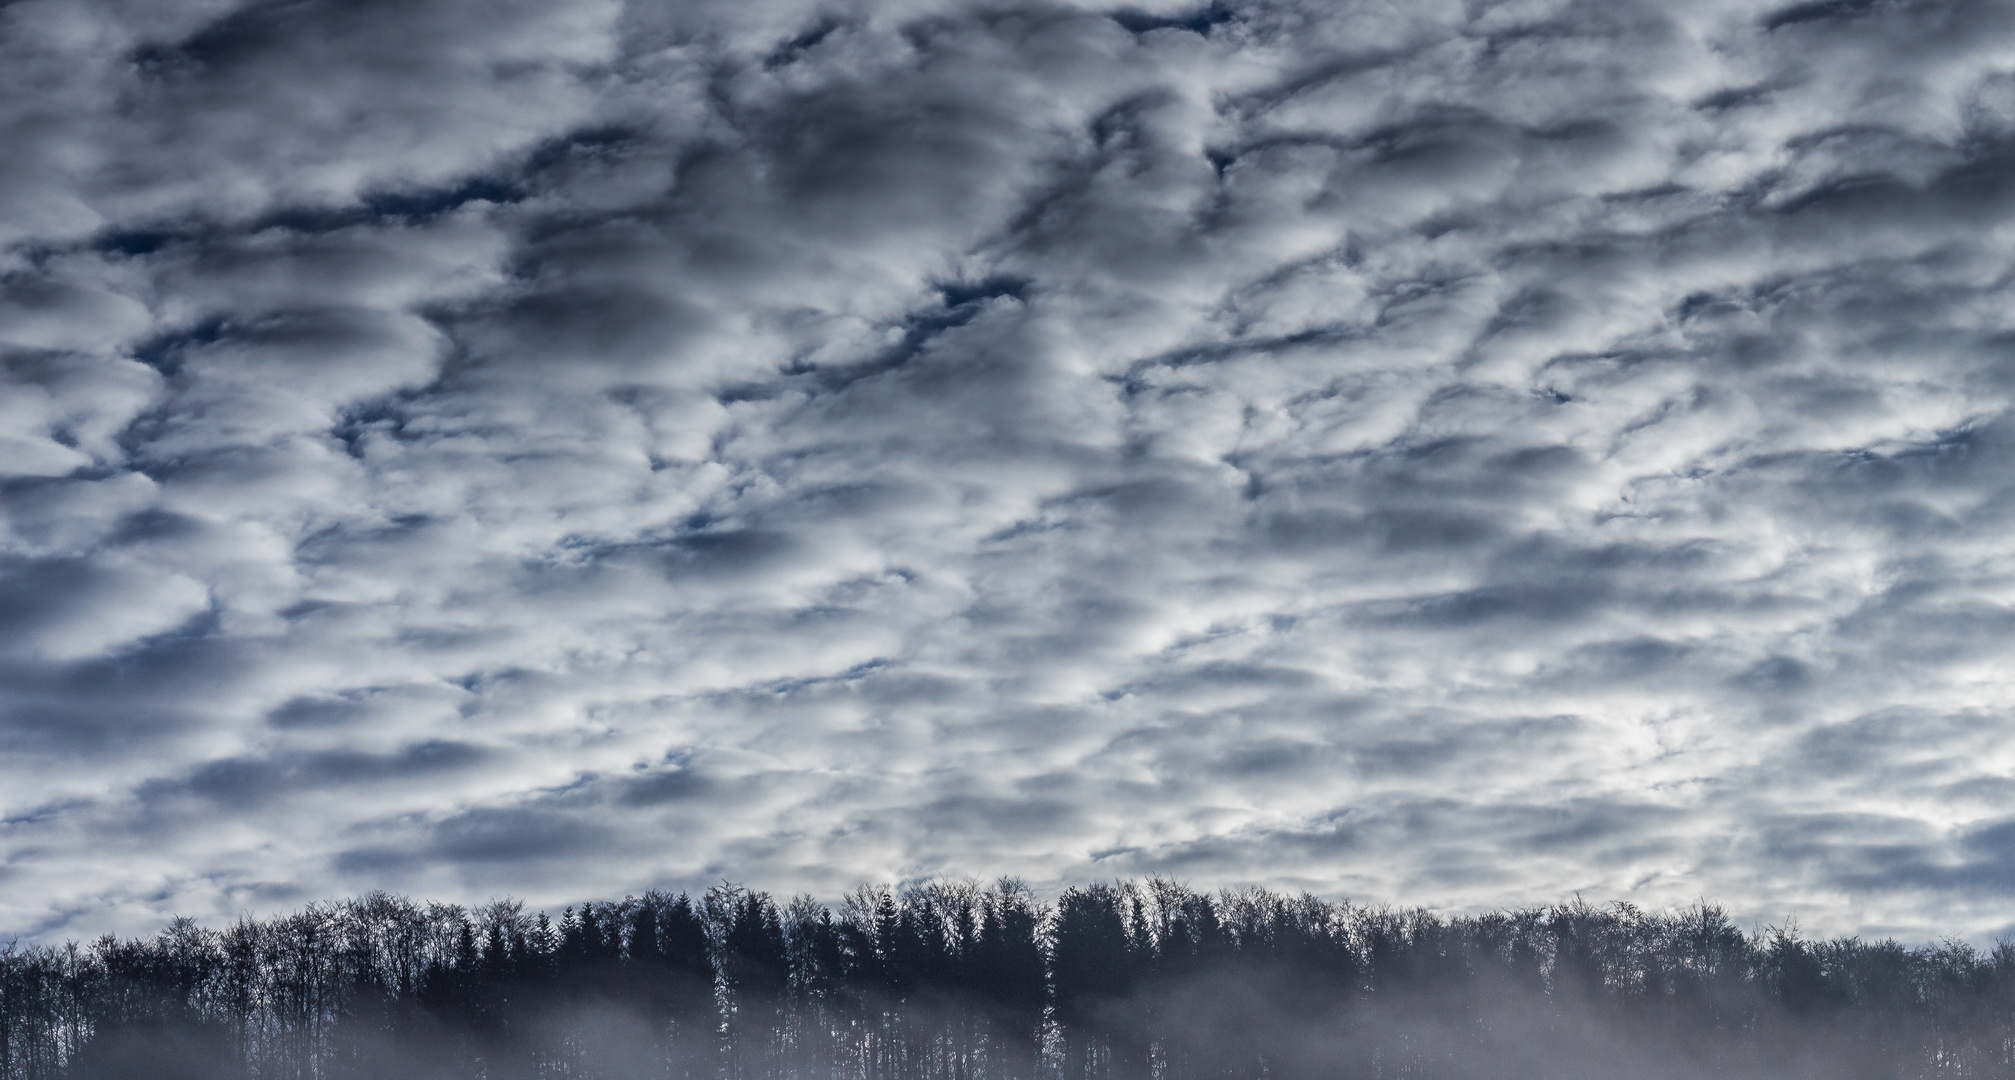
[4,880,2015,1080]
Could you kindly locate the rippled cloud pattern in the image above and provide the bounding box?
[6,0,2015,941]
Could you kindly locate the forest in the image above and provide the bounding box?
[2,880,2012,1080]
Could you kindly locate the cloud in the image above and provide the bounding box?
[4,0,2015,943]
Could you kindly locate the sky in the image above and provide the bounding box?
[5,0,2015,945]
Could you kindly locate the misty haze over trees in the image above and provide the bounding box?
[2,880,2012,1080]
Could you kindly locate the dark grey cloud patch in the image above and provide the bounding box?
[160,740,494,810]
[4,0,2015,942]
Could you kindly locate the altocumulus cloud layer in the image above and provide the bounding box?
[5,0,2015,942]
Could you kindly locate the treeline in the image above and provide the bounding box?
[3,881,2013,1080]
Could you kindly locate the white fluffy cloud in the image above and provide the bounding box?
[6,0,2015,943]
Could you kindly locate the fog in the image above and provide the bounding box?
[7,882,2010,1079]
